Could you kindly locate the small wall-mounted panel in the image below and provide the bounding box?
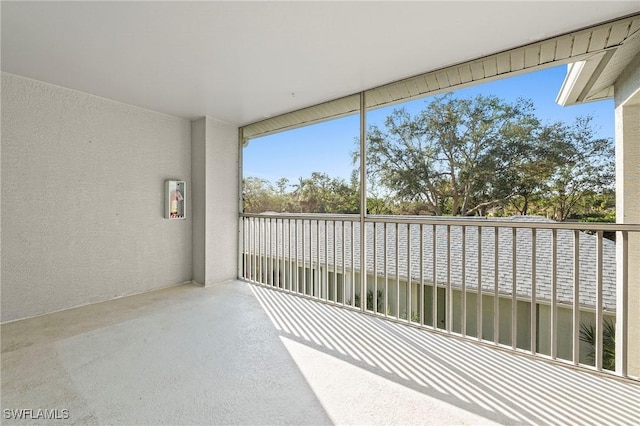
[165,180,186,219]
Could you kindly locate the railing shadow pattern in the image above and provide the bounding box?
[250,283,640,425]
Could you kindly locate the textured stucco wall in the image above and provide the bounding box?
[614,52,640,377]
[191,117,238,285]
[205,117,238,284]
[191,118,206,285]
[1,73,192,322]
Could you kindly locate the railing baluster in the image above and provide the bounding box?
[373,222,378,313]
[302,219,306,295]
[263,218,267,285]
[477,226,483,341]
[254,217,258,282]
[420,223,424,326]
[360,219,366,313]
[317,220,321,299]
[246,218,251,281]
[407,224,412,322]
[282,219,286,290]
[288,219,292,292]
[264,218,268,284]
[255,218,264,284]
[342,220,346,305]
[276,218,280,288]
[312,220,316,297]
[257,218,261,283]
[324,220,328,300]
[241,218,246,280]
[494,226,499,345]
[396,222,400,318]
[432,224,437,330]
[512,227,517,350]
[531,228,537,355]
[384,222,389,317]
[270,218,274,286]
[461,225,466,336]
[351,220,355,307]
[254,218,258,282]
[573,229,580,365]
[333,220,338,303]
[595,230,603,371]
[295,219,299,294]
[551,228,558,360]
[255,218,259,283]
[447,224,452,334]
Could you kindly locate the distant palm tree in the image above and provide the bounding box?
[579,319,615,370]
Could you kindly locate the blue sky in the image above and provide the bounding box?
[243,65,614,185]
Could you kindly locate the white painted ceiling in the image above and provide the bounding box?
[2,1,639,126]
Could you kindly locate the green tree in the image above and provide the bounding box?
[362,95,613,219]
[538,117,614,221]
[365,94,540,216]
[243,177,278,213]
[297,172,358,213]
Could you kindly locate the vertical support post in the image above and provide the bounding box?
[614,87,640,377]
[237,133,245,280]
[359,91,367,312]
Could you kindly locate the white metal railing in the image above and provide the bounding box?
[239,212,640,380]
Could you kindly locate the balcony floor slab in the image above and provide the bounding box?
[2,281,638,425]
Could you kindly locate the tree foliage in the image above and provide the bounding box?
[243,172,358,214]
[244,94,614,221]
[362,94,614,218]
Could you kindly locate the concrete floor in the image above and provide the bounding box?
[1,281,639,425]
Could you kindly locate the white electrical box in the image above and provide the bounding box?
[165,180,186,219]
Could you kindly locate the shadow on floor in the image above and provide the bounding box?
[251,283,640,425]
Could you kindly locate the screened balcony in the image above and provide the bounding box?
[3,3,640,425]
[238,14,640,383]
